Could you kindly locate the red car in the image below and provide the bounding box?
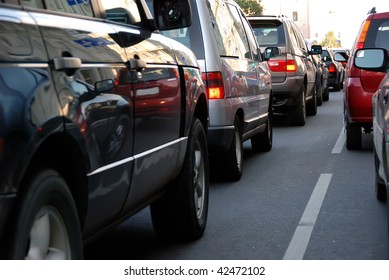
[343,9,389,150]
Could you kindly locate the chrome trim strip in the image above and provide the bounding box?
[87,137,187,176]
[0,63,48,68]
[87,157,135,176]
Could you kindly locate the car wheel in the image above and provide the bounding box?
[333,75,341,91]
[306,84,317,116]
[223,115,243,181]
[8,169,82,259]
[317,78,323,106]
[346,120,362,150]
[251,100,273,153]
[323,86,329,101]
[150,117,209,241]
[289,83,306,126]
[374,148,387,202]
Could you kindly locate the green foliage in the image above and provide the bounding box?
[235,0,263,16]
[320,31,342,48]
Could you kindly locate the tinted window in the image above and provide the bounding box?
[365,19,389,51]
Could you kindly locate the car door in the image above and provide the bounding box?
[238,9,272,119]
[220,2,261,132]
[291,22,316,99]
[0,3,57,193]
[101,1,182,210]
[23,0,134,234]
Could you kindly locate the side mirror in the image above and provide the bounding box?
[263,47,280,60]
[153,0,192,30]
[354,48,389,71]
[95,79,115,93]
[309,45,322,55]
[334,53,347,62]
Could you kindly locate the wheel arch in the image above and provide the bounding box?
[194,93,209,135]
[235,108,244,132]
[19,132,88,228]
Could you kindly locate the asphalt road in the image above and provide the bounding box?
[85,90,389,260]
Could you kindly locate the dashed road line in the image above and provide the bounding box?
[332,129,346,154]
[283,173,333,260]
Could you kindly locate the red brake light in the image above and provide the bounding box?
[328,63,336,73]
[202,72,225,99]
[268,59,297,72]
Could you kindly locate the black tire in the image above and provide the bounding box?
[150,118,209,241]
[374,148,387,202]
[346,120,362,150]
[251,100,273,153]
[317,78,323,106]
[289,84,306,126]
[375,171,387,202]
[8,169,82,259]
[223,115,243,181]
[306,84,317,116]
[323,86,329,101]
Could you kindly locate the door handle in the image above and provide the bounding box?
[127,58,147,72]
[52,57,81,76]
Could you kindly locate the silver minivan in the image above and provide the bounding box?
[148,0,273,181]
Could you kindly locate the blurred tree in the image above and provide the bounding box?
[320,31,342,48]
[235,0,263,16]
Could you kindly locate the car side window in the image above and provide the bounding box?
[291,22,307,52]
[206,0,249,58]
[20,0,44,8]
[228,4,260,61]
[285,21,299,50]
[45,0,93,17]
[101,0,142,26]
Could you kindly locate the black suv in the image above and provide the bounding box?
[0,0,209,259]
[249,16,322,126]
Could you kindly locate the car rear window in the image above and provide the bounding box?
[365,19,389,51]
[250,20,285,46]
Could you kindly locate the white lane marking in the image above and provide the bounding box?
[283,173,333,260]
[332,129,346,154]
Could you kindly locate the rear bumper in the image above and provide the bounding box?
[272,75,304,110]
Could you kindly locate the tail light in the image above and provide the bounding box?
[202,72,225,99]
[350,19,371,77]
[267,59,297,72]
[328,63,336,73]
[355,19,371,51]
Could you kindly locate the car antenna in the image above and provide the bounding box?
[368,7,376,14]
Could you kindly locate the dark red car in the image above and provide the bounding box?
[343,9,389,150]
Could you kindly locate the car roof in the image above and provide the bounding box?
[247,15,287,22]
[366,11,389,20]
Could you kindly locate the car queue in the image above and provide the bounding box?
[0,0,352,260]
